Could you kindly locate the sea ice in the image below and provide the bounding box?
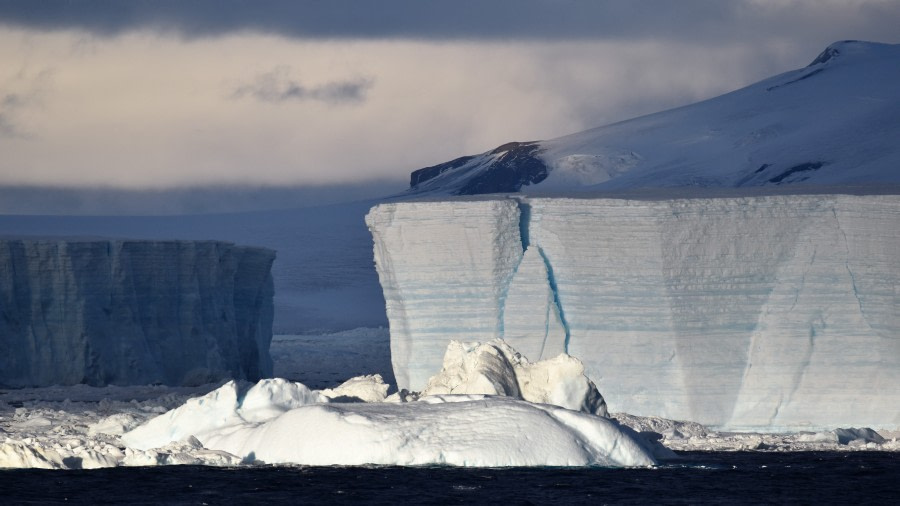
[1,332,898,470]
[120,339,655,467]
[198,396,657,467]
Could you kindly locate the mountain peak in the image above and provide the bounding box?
[808,40,893,67]
[405,41,900,197]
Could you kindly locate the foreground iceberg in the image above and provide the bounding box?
[158,394,654,467]
[366,194,900,430]
[421,339,607,416]
[4,336,897,471]
[122,341,660,467]
[0,239,275,387]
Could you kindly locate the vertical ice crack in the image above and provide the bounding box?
[537,247,571,354]
[496,198,529,338]
[832,207,866,318]
[788,247,816,312]
[517,198,531,250]
[500,197,570,354]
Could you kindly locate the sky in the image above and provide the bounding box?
[0,0,898,191]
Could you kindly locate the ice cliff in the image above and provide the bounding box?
[0,239,275,387]
[366,194,900,430]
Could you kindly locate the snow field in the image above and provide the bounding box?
[410,41,900,196]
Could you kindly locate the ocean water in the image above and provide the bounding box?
[1,451,897,505]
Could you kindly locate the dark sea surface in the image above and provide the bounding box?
[1,451,898,505]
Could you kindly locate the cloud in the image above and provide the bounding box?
[0,2,897,190]
[0,111,17,137]
[0,0,897,47]
[0,92,29,137]
[0,32,802,189]
[232,67,373,105]
[0,1,728,40]
[0,68,53,138]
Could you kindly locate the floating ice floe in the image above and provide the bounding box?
[2,337,898,470]
[121,340,658,467]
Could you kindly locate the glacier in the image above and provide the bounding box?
[366,193,900,431]
[0,239,275,387]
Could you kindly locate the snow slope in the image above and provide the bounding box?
[366,194,900,431]
[407,41,900,195]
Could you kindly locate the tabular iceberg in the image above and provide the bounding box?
[0,239,275,387]
[366,194,900,430]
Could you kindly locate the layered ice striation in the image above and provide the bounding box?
[366,200,522,388]
[0,239,275,387]
[366,194,900,430]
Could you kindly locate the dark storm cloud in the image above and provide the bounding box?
[0,1,736,40]
[2,1,898,57]
[233,67,373,105]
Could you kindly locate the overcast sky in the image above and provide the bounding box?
[1,0,898,189]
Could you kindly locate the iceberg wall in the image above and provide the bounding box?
[366,200,522,388]
[366,194,900,430]
[0,239,275,387]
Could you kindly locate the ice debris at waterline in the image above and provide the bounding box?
[120,340,659,467]
[2,371,898,470]
[5,339,896,470]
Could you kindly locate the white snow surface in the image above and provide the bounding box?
[409,41,900,195]
[421,339,607,416]
[119,339,641,467]
[184,394,655,467]
[366,193,900,431]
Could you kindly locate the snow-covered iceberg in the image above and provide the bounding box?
[0,239,275,387]
[121,340,660,467]
[366,194,900,431]
[421,339,607,416]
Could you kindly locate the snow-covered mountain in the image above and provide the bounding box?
[407,41,900,195]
